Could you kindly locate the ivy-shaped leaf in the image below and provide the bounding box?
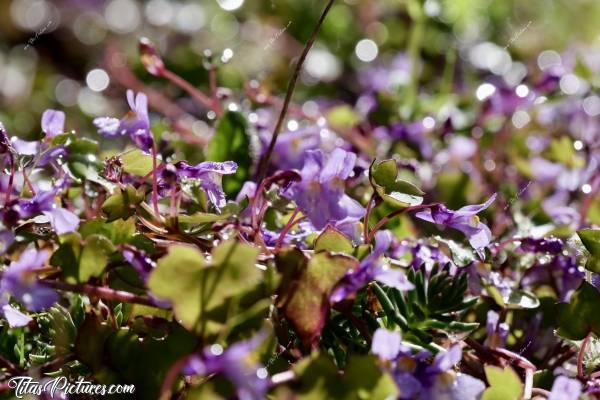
[278,252,359,347]
[314,225,354,254]
[577,229,600,273]
[148,241,261,332]
[481,365,523,400]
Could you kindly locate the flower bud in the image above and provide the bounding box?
[139,37,165,76]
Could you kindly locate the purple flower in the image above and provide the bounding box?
[171,160,237,209]
[2,185,80,234]
[548,376,582,400]
[484,310,509,348]
[259,127,321,171]
[371,328,485,399]
[42,208,80,235]
[1,301,32,327]
[41,109,65,138]
[521,255,584,302]
[0,230,15,255]
[331,231,414,302]
[519,237,563,254]
[283,149,364,230]
[123,248,156,282]
[93,90,154,152]
[371,327,404,360]
[0,249,58,311]
[183,333,269,400]
[415,194,497,258]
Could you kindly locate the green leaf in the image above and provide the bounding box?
[578,229,600,272]
[101,185,144,222]
[148,241,261,331]
[314,226,354,254]
[293,353,398,400]
[207,111,251,196]
[79,217,136,245]
[121,149,153,177]
[178,212,231,224]
[79,234,116,282]
[51,233,115,283]
[481,366,523,400]
[557,281,600,340]
[279,252,358,346]
[369,159,424,208]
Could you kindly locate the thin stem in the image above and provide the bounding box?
[366,203,437,244]
[523,368,534,400]
[363,193,376,243]
[41,279,164,308]
[21,168,36,196]
[4,155,14,205]
[151,141,160,217]
[255,0,336,181]
[161,68,214,111]
[208,66,223,116]
[578,330,593,378]
[275,209,304,250]
[160,353,195,400]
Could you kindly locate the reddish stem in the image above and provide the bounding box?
[4,155,14,205]
[208,66,223,116]
[275,209,304,250]
[151,141,160,217]
[21,168,36,195]
[363,193,376,243]
[161,68,214,112]
[41,279,163,308]
[578,331,593,378]
[366,203,438,244]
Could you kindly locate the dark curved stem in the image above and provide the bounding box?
[275,209,305,250]
[366,203,438,244]
[151,141,160,216]
[255,0,336,181]
[41,279,164,308]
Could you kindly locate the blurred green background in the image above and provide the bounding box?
[0,0,598,140]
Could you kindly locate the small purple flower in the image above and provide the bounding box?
[283,149,364,230]
[521,255,584,302]
[371,327,403,360]
[123,247,156,282]
[371,328,485,399]
[0,249,58,311]
[519,237,563,254]
[484,310,509,348]
[183,332,269,400]
[172,160,237,209]
[548,376,582,400]
[4,185,79,234]
[0,230,15,255]
[93,90,154,152]
[415,194,497,258]
[41,109,65,138]
[331,231,414,302]
[1,301,33,327]
[43,208,80,235]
